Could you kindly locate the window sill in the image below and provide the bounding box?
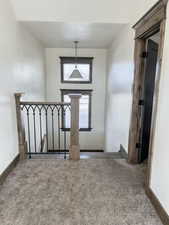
[61,128,92,132]
[61,80,92,84]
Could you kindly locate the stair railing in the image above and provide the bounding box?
[14,93,81,160]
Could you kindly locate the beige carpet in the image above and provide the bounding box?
[0,159,162,225]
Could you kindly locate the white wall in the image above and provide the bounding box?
[0,0,46,175]
[150,3,169,215]
[45,48,107,150]
[105,25,134,152]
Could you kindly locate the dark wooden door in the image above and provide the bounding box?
[139,39,158,163]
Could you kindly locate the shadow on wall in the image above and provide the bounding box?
[105,25,134,153]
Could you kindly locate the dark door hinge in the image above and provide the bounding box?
[141,51,148,58]
[136,143,141,149]
[138,99,144,106]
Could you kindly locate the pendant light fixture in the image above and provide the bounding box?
[69,41,83,79]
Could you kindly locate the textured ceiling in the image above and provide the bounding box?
[21,22,126,48]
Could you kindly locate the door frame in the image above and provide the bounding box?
[128,0,168,186]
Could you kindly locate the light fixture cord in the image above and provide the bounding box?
[75,41,78,68]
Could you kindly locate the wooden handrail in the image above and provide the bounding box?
[20,101,70,106]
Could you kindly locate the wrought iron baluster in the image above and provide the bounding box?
[45,106,49,152]
[39,106,43,152]
[57,106,61,154]
[51,106,55,151]
[19,102,71,159]
[63,106,67,159]
[33,106,37,153]
[26,106,31,159]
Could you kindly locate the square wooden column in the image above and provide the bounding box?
[14,93,27,160]
[69,94,81,160]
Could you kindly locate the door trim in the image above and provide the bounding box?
[133,0,167,39]
[128,0,168,186]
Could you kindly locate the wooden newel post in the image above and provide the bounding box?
[69,94,81,160]
[14,93,27,160]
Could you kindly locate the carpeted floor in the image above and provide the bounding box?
[0,159,162,225]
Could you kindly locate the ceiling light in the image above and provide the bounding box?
[69,41,83,79]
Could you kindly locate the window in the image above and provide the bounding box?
[61,89,92,131]
[60,57,93,83]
